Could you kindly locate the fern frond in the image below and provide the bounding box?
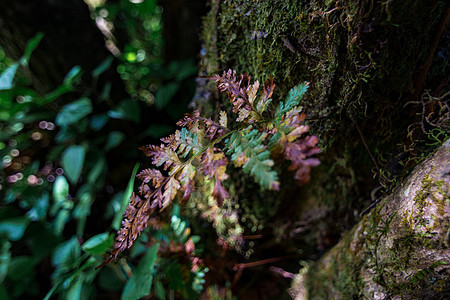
[104,70,320,266]
[177,109,228,140]
[211,69,263,123]
[226,128,279,190]
[106,193,152,263]
[200,147,229,206]
[176,163,196,202]
[284,135,321,184]
[139,144,181,171]
[269,124,321,185]
[281,108,306,129]
[256,76,275,114]
[177,127,202,158]
[137,168,165,186]
[275,82,309,118]
[162,177,181,209]
[211,69,250,101]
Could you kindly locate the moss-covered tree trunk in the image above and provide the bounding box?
[290,140,449,299]
[196,0,449,297]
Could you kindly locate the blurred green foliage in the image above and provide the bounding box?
[0,0,204,297]
[91,0,198,118]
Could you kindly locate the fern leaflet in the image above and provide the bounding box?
[226,128,279,190]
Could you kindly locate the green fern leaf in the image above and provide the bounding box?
[177,110,227,140]
[275,82,309,118]
[177,127,202,158]
[226,128,279,190]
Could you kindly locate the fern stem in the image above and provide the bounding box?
[186,129,237,164]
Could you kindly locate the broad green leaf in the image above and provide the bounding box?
[65,277,83,300]
[87,153,107,184]
[73,186,92,219]
[51,236,80,269]
[122,244,159,300]
[92,56,113,78]
[154,280,165,300]
[40,85,71,105]
[0,240,11,283]
[0,217,30,241]
[129,236,148,258]
[99,82,111,101]
[54,209,70,235]
[62,145,86,184]
[63,66,82,85]
[155,82,179,110]
[52,176,69,215]
[107,99,140,122]
[55,97,92,126]
[73,187,92,236]
[81,233,114,255]
[0,63,19,90]
[26,192,50,221]
[103,192,123,219]
[90,114,109,131]
[21,32,44,65]
[104,131,125,151]
[112,163,140,230]
[61,257,96,288]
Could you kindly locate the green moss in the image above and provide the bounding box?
[305,167,449,297]
[306,231,365,298]
[374,175,449,295]
[414,175,433,208]
[197,0,447,228]
[200,0,220,75]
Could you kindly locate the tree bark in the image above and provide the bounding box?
[290,140,450,299]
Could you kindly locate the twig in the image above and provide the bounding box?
[270,266,296,279]
[359,197,381,217]
[233,254,298,271]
